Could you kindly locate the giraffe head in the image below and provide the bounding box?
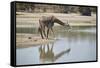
[64,20,71,30]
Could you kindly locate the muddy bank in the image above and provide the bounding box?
[16,33,57,48]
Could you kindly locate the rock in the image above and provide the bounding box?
[28,37,32,39]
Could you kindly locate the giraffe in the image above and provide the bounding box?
[38,15,70,39]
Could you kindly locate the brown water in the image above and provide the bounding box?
[16,26,97,65]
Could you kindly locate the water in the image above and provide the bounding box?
[16,26,97,65]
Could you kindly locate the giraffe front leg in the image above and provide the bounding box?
[43,27,46,39]
[47,28,49,39]
[51,28,55,38]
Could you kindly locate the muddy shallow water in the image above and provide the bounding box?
[16,26,97,65]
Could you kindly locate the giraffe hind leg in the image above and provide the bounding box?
[38,27,44,39]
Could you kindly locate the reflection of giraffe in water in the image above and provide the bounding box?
[39,43,71,63]
[38,16,70,39]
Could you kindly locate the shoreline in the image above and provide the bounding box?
[16,12,96,27]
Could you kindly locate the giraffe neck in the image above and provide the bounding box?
[54,18,65,26]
